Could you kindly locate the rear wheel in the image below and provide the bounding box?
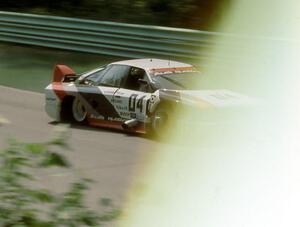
[72,97,87,123]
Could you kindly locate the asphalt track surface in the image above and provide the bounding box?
[0,85,160,224]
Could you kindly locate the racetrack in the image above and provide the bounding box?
[0,85,159,221]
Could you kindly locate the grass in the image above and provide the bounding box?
[0,43,123,93]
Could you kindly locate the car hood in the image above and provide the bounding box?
[159,89,253,108]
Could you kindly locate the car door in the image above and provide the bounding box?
[113,67,152,123]
[76,64,130,121]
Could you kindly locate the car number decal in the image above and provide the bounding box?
[129,94,149,113]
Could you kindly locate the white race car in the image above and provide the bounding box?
[45,58,248,135]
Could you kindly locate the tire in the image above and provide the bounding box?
[72,97,87,123]
[149,105,170,137]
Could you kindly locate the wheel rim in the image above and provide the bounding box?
[72,98,87,122]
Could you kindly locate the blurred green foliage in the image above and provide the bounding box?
[0,127,119,226]
[0,0,231,30]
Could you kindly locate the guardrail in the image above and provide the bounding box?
[0,11,287,64]
[0,11,219,62]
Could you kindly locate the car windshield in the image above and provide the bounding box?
[151,71,201,90]
[78,66,111,85]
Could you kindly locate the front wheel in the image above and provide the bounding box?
[149,106,170,137]
[72,97,87,123]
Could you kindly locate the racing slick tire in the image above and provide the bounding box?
[149,105,170,138]
[72,97,87,123]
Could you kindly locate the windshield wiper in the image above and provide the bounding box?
[80,78,97,86]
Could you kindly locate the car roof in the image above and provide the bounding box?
[110,58,193,71]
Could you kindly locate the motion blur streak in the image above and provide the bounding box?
[120,1,300,226]
[0,116,10,125]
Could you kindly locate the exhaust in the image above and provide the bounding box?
[122,119,138,130]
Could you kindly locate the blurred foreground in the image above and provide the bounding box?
[120,0,300,226]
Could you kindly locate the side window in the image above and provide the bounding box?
[123,67,147,91]
[98,65,130,87]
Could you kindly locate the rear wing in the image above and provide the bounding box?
[53,65,77,83]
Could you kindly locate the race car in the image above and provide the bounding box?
[45,58,249,135]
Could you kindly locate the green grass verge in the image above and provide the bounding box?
[0,43,124,93]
